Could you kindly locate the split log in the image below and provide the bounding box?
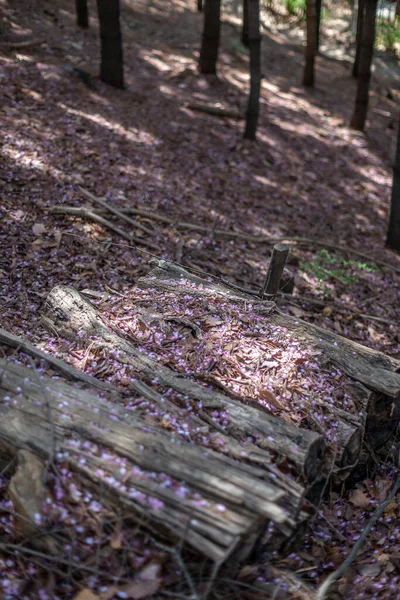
[43,285,325,483]
[0,356,304,565]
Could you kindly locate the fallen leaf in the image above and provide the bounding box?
[101,563,161,600]
[259,388,284,409]
[32,222,47,235]
[349,488,371,509]
[73,589,101,600]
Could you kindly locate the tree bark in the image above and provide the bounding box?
[243,0,261,140]
[0,356,303,564]
[96,0,124,89]
[396,0,400,18]
[242,0,249,47]
[303,0,317,87]
[199,0,221,75]
[386,115,400,251]
[350,0,377,130]
[315,0,322,52]
[75,0,89,28]
[353,0,365,78]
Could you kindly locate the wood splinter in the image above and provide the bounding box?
[262,243,289,299]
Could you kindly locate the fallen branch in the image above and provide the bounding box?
[0,328,117,393]
[50,206,159,250]
[49,205,400,273]
[78,187,155,237]
[281,294,392,325]
[0,38,45,49]
[315,456,400,600]
[187,102,245,120]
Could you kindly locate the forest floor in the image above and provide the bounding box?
[1,0,400,598]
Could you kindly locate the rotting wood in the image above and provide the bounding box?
[43,285,325,482]
[0,357,305,564]
[262,243,290,298]
[136,260,400,473]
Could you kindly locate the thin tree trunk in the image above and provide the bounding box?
[96,0,124,89]
[244,0,261,140]
[303,0,317,87]
[350,0,377,131]
[353,0,365,78]
[396,0,400,17]
[242,0,249,47]
[199,0,221,74]
[197,0,203,11]
[315,0,322,52]
[386,116,400,251]
[76,0,89,28]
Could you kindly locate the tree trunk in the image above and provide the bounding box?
[243,0,261,140]
[242,0,249,47]
[315,0,322,52]
[199,0,221,74]
[352,0,365,78]
[75,0,89,28]
[96,0,124,89]
[350,0,377,131]
[396,0,400,18]
[386,116,400,251]
[303,0,317,87]
[197,0,203,11]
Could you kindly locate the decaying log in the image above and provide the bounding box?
[0,357,304,565]
[43,285,325,482]
[136,260,400,476]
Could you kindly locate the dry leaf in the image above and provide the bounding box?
[349,488,371,509]
[258,389,284,409]
[32,222,47,235]
[101,563,161,600]
[73,589,101,600]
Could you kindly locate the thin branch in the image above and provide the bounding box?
[50,206,159,250]
[187,102,244,120]
[78,187,155,236]
[0,38,45,48]
[281,294,391,325]
[0,328,118,393]
[49,206,400,273]
[315,456,400,600]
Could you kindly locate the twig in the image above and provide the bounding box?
[78,187,155,236]
[315,456,400,600]
[281,294,391,325]
[187,102,244,120]
[49,206,159,250]
[50,206,400,272]
[0,38,45,49]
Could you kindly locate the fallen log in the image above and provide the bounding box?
[43,285,325,483]
[0,355,304,565]
[136,260,400,476]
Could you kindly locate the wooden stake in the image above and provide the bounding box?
[262,243,289,299]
